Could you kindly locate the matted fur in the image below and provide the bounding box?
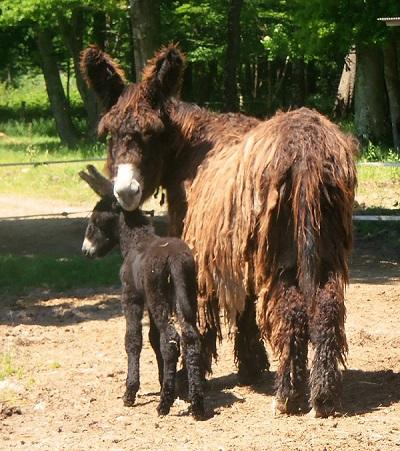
[183,108,357,334]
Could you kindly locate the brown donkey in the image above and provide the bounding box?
[81,44,358,417]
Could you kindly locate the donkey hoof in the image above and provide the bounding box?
[272,397,286,416]
[308,402,336,418]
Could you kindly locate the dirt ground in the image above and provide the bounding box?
[0,195,399,450]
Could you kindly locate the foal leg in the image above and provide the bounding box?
[148,313,163,388]
[174,266,205,419]
[309,276,347,418]
[265,282,308,415]
[121,287,144,407]
[145,279,180,416]
[180,322,204,419]
[156,318,180,416]
[235,296,269,385]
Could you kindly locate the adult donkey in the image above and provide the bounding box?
[81,44,357,417]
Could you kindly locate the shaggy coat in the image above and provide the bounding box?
[81,45,358,417]
[80,167,204,418]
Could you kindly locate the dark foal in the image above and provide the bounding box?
[80,166,204,419]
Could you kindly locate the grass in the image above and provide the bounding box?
[0,132,106,204]
[0,353,23,381]
[0,253,122,296]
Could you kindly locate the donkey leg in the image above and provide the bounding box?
[235,297,269,385]
[148,313,163,388]
[121,288,144,407]
[267,283,308,415]
[309,276,347,418]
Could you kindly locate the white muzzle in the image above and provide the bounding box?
[113,164,142,211]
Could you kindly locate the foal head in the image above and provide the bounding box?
[79,165,120,258]
[80,44,186,211]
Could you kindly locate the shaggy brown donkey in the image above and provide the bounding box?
[81,45,358,417]
[80,165,204,419]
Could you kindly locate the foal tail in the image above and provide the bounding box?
[169,253,198,327]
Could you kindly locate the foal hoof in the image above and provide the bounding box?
[157,401,171,416]
[123,390,136,407]
[175,369,189,400]
[190,397,205,420]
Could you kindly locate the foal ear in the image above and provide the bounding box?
[80,45,126,111]
[79,165,113,197]
[142,44,185,98]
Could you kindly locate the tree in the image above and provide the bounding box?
[129,0,160,81]
[383,33,400,151]
[294,0,400,149]
[0,0,127,145]
[334,50,356,119]
[224,0,243,112]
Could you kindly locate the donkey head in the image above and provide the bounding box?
[81,44,185,211]
[79,165,120,258]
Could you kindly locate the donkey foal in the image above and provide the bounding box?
[80,166,204,419]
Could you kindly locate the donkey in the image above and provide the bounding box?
[81,45,358,417]
[80,165,204,419]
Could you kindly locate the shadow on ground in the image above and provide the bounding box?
[209,368,400,418]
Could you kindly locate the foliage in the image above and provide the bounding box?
[360,143,400,163]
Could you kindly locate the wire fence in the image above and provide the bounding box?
[0,158,400,169]
[0,158,399,221]
[0,157,105,168]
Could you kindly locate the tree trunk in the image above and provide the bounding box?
[354,43,391,145]
[224,0,243,112]
[334,49,356,118]
[36,29,79,148]
[292,58,306,107]
[129,0,160,81]
[92,11,107,50]
[59,10,99,137]
[383,35,400,152]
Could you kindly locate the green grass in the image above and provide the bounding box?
[357,165,400,184]
[0,74,83,122]
[0,353,23,380]
[0,253,122,296]
[0,132,107,204]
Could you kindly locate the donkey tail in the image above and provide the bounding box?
[288,116,357,304]
[291,160,322,302]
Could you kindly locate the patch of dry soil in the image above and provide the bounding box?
[0,195,399,450]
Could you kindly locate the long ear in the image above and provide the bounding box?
[80,45,126,111]
[79,165,113,197]
[142,44,185,98]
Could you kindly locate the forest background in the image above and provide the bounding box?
[0,0,399,158]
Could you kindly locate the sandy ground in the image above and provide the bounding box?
[0,195,399,450]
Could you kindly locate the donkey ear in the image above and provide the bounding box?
[80,45,126,111]
[142,44,185,98]
[79,165,113,197]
